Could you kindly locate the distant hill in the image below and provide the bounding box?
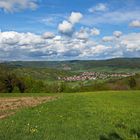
[1,58,140,73]
[0,58,140,93]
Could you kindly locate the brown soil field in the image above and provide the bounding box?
[0,96,58,119]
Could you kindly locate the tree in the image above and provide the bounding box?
[16,80,26,93]
[128,77,136,89]
[2,72,26,93]
[58,82,66,92]
[4,74,16,93]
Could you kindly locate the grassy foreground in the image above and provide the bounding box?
[0,91,140,140]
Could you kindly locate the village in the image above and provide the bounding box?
[58,72,135,82]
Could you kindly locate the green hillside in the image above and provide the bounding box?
[0,58,140,93]
[2,58,140,73]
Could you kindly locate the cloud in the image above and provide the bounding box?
[58,12,83,35]
[0,30,98,60]
[92,45,111,54]
[0,0,38,12]
[113,31,122,38]
[88,3,108,13]
[82,10,140,26]
[69,12,83,24]
[102,36,114,42]
[120,33,140,52]
[90,28,100,36]
[74,27,100,40]
[0,31,44,50]
[0,30,140,60]
[129,20,140,28]
[58,20,73,34]
[62,49,80,57]
[74,28,89,40]
[42,32,55,39]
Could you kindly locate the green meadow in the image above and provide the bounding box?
[0,91,140,140]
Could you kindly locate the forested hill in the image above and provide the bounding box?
[1,58,140,73]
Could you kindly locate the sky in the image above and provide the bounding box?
[0,0,140,61]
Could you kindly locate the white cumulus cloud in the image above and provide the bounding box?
[74,28,89,40]
[0,30,140,60]
[129,20,140,28]
[69,12,83,24]
[42,32,55,39]
[90,28,100,36]
[58,20,73,34]
[0,0,38,12]
[113,31,122,38]
[58,12,83,35]
[121,33,140,52]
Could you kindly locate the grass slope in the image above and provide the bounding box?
[13,68,75,81]
[0,91,140,140]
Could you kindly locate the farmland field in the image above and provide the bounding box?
[0,91,140,140]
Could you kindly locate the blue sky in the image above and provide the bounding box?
[0,0,140,60]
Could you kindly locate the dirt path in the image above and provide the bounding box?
[0,96,58,119]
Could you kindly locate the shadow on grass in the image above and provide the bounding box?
[130,128,140,138]
[100,132,123,140]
